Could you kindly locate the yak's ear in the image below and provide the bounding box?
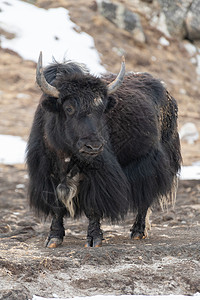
[105,95,117,113]
[41,97,60,112]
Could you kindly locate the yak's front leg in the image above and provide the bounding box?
[85,214,103,248]
[130,206,151,240]
[45,213,65,248]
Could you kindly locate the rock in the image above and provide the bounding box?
[155,0,192,39]
[141,0,153,3]
[183,41,197,56]
[154,0,200,41]
[196,54,200,78]
[179,122,199,144]
[150,11,171,37]
[96,0,146,43]
[185,0,200,40]
[0,224,11,233]
[0,289,28,300]
[159,36,170,46]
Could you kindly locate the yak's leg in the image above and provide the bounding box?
[85,215,103,248]
[130,206,151,240]
[45,213,65,248]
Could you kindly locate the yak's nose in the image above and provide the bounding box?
[85,143,102,152]
[78,140,104,156]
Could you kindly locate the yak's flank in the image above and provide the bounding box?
[123,146,178,211]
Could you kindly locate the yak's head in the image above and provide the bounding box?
[36,52,125,160]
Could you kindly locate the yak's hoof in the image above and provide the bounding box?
[130,229,147,240]
[84,237,102,248]
[45,237,63,248]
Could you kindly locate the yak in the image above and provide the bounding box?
[26,52,181,248]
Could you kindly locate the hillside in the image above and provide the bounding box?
[1,0,200,164]
[0,1,200,299]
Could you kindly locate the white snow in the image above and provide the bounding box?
[180,165,200,180]
[32,293,200,300]
[0,135,26,165]
[0,0,105,75]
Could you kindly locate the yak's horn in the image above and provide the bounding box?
[36,51,60,98]
[107,56,125,94]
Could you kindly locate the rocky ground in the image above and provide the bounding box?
[0,1,200,299]
[0,166,199,299]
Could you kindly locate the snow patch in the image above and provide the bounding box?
[0,135,26,165]
[32,293,200,300]
[179,165,200,180]
[0,0,105,75]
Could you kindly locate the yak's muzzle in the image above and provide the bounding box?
[78,140,104,156]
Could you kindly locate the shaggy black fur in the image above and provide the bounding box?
[26,61,181,246]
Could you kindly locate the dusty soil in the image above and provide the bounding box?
[0,165,200,299]
[0,1,200,299]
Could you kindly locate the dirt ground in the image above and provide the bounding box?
[0,1,200,299]
[0,165,200,299]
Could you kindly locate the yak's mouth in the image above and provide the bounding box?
[79,144,104,157]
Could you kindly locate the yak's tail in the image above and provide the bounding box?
[159,90,182,209]
[159,176,178,211]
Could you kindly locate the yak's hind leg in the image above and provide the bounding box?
[45,213,65,248]
[125,146,177,241]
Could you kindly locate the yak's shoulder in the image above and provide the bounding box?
[103,71,167,107]
[102,71,159,82]
[102,71,165,92]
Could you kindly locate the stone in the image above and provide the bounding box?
[185,0,200,40]
[183,41,197,56]
[97,0,117,24]
[150,11,171,37]
[179,122,199,144]
[96,0,146,43]
[155,0,192,39]
[159,36,170,46]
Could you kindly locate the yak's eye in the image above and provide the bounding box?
[65,105,75,115]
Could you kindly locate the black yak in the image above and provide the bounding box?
[26,52,181,248]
